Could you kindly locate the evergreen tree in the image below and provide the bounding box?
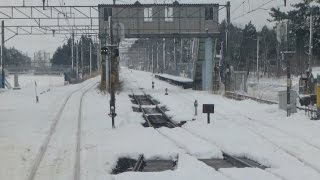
[51,35,98,71]
[269,0,320,72]
[1,46,31,66]
[240,21,257,71]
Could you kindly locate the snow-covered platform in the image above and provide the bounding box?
[155,73,193,89]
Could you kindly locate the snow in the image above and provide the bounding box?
[6,74,65,91]
[220,168,283,180]
[247,75,299,102]
[0,75,97,180]
[122,68,320,180]
[155,73,193,83]
[114,154,230,180]
[3,68,320,179]
[158,128,222,159]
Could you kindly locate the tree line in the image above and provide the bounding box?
[1,46,31,66]
[51,35,99,71]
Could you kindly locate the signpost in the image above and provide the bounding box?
[203,104,215,124]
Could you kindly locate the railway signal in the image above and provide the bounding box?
[101,46,108,55]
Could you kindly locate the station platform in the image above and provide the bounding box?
[154,74,193,89]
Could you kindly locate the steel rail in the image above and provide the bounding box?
[132,155,145,171]
[26,80,97,180]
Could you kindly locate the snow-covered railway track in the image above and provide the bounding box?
[227,113,320,175]
[26,80,98,180]
[172,89,320,151]
[175,93,320,175]
[130,86,267,171]
[131,91,178,129]
[124,70,268,170]
[171,90,320,177]
[74,82,98,180]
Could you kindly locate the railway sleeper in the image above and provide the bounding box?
[200,154,268,170]
[112,155,177,174]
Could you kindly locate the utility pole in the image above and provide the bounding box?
[147,46,150,71]
[174,38,177,73]
[1,21,4,88]
[163,38,166,71]
[76,41,79,78]
[225,1,231,64]
[309,14,313,71]
[71,33,74,70]
[152,45,154,73]
[81,39,83,75]
[107,14,117,129]
[97,42,100,71]
[220,41,224,66]
[225,1,231,91]
[156,41,159,73]
[180,38,183,64]
[257,36,260,81]
[89,41,92,76]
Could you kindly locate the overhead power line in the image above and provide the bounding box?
[231,0,246,14]
[232,0,275,21]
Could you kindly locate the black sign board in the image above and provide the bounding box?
[203,104,214,114]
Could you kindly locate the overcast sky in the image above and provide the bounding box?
[0,0,302,57]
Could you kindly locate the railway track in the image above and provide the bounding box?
[171,88,320,175]
[174,89,320,152]
[123,70,320,179]
[123,70,269,170]
[131,92,178,129]
[26,79,98,180]
[74,82,99,180]
[224,112,320,175]
[124,70,320,180]
[129,85,266,172]
[223,92,320,172]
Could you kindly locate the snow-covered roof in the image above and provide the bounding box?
[156,73,193,83]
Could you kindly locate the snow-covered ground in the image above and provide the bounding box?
[6,74,65,91]
[246,76,299,102]
[2,68,320,179]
